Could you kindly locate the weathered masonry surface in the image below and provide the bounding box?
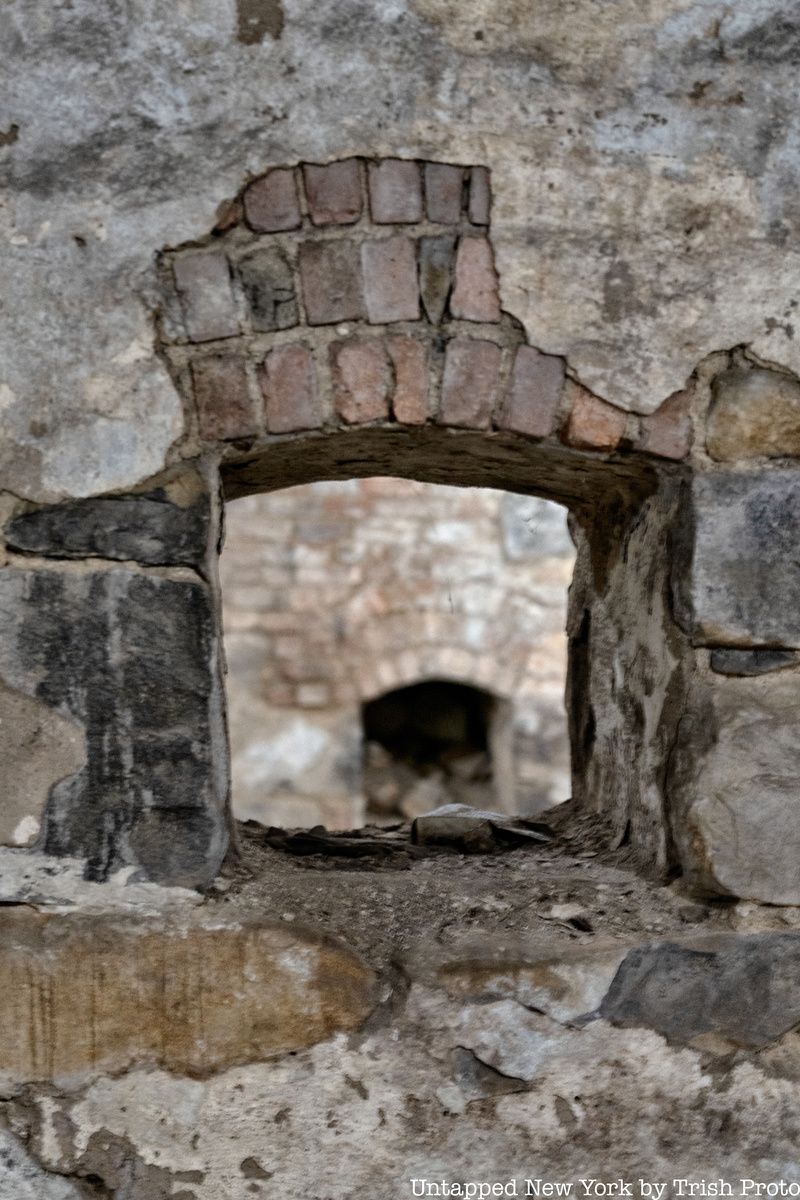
[1,158,800,908]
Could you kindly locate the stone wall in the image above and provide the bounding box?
[220,480,574,827]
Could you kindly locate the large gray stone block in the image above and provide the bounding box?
[674,469,800,647]
[0,563,227,887]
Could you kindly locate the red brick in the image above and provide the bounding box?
[302,160,362,226]
[191,356,258,441]
[388,336,428,424]
[172,251,238,343]
[635,389,693,460]
[361,236,419,323]
[367,159,423,224]
[331,339,391,424]
[498,346,564,438]
[439,338,502,429]
[424,162,464,223]
[564,389,627,451]
[260,344,321,434]
[468,167,491,225]
[298,240,364,325]
[243,169,301,232]
[450,237,501,322]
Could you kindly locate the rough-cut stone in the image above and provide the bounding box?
[0,563,227,887]
[303,159,362,225]
[439,337,502,428]
[419,234,455,325]
[674,469,800,648]
[0,908,377,1086]
[671,670,800,903]
[498,345,564,438]
[298,240,364,325]
[450,236,501,322]
[0,680,85,848]
[331,339,390,424]
[710,648,800,676]
[361,236,419,323]
[367,159,423,224]
[635,389,692,460]
[564,389,627,451]
[387,336,428,424]
[172,251,238,343]
[191,355,258,441]
[260,343,321,433]
[468,166,491,225]
[243,168,301,232]
[236,246,298,332]
[601,934,800,1049]
[707,367,800,461]
[424,162,464,223]
[6,479,212,567]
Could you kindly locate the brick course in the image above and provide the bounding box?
[450,237,501,323]
[243,169,301,232]
[331,339,391,424]
[298,240,364,325]
[362,237,419,323]
[367,159,423,224]
[303,160,362,226]
[635,390,692,460]
[173,251,238,343]
[564,389,627,451]
[424,163,464,223]
[191,355,258,440]
[440,338,502,428]
[498,347,564,439]
[388,336,428,424]
[260,344,321,433]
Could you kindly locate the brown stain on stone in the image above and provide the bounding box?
[0,910,378,1086]
[236,0,284,44]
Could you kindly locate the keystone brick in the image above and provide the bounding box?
[191,355,258,441]
[172,251,238,343]
[298,240,364,324]
[468,167,491,225]
[361,236,419,323]
[635,389,693,460]
[243,168,301,232]
[260,344,321,434]
[237,246,297,332]
[388,336,428,424]
[303,160,362,225]
[439,338,502,429]
[368,159,423,224]
[425,163,464,223]
[564,389,627,451]
[498,346,564,438]
[450,237,501,322]
[419,235,455,325]
[331,339,391,424]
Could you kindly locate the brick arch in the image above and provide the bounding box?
[9,155,790,904]
[354,644,515,706]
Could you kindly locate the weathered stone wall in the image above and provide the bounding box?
[220,480,573,826]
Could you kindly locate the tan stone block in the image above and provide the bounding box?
[0,909,377,1085]
[706,367,800,461]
